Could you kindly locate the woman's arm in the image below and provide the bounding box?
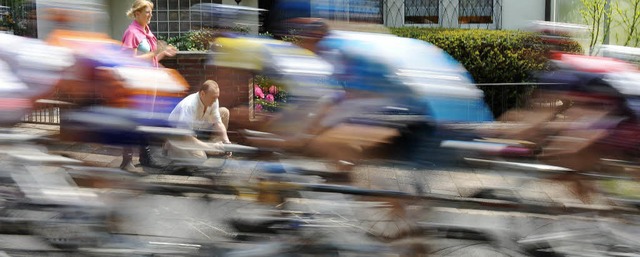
[131,44,177,62]
[156,44,178,61]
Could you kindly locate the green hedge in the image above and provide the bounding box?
[390,27,583,116]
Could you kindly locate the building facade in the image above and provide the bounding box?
[2,0,634,50]
[0,0,562,40]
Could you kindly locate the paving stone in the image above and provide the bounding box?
[473,168,505,177]
[144,175,190,182]
[82,153,117,163]
[68,143,102,153]
[474,172,506,183]
[397,182,425,194]
[45,142,74,152]
[517,190,553,203]
[517,180,551,191]
[457,187,485,197]
[422,174,453,184]
[478,177,509,187]
[423,169,451,177]
[427,180,458,192]
[366,166,397,179]
[536,180,564,189]
[352,179,371,189]
[222,160,255,176]
[452,177,483,188]
[474,172,502,179]
[92,146,124,156]
[544,184,579,199]
[228,168,254,177]
[371,180,400,192]
[420,180,433,193]
[396,173,424,184]
[247,175,261,184]
[449,171,477,179]
[20,124,58,130]
[429,189,460,197]
[504,176,534,187]
[57,151,89,161]
[553,197,585,205]
[280,158,330,171]
[350,168,369,182]
[97,161,117,167]
[107,158,124,168]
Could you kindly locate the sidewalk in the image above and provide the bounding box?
[13,123,125,168]
[10,123,617,208]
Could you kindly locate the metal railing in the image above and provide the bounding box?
[21,100,65,125]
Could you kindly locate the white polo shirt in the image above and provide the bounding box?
[168,92,222,131]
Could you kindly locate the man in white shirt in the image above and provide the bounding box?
[166,80,231,159]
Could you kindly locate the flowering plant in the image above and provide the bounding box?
[253,75,287,112]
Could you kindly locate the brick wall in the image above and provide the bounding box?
[160,52,256,130]
[159,52,208,94]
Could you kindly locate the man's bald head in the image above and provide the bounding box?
[199,80,220,106]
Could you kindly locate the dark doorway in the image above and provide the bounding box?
[259,0,275,33]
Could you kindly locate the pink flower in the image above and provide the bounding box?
[255,104,263,112]
[268,85,278,95]
[254,85,265,99]
[266,94,275,103]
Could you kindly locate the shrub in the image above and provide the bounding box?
[159,26,251,51]
[390,27,582,117]
[159,29,213,51]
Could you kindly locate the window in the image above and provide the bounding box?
[310,0,382,24]
[458,0,493,24]
[348,0,382,23]
[404,0,438,24]
[151,0,222,39]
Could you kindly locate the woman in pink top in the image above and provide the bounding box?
[120,0,178,171]
[122,0,176,67]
